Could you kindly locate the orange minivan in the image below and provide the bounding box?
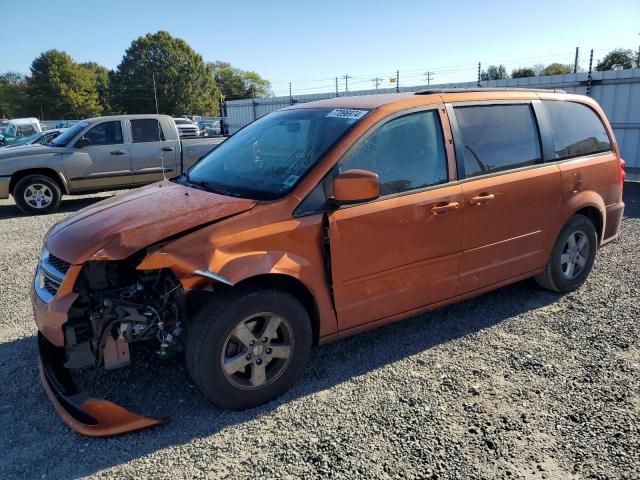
[33,88,625,435]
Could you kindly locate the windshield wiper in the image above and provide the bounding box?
[185,174,235,197]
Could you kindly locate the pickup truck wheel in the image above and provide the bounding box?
[535,214,597,293]
[186,288,312,410]
[14,175,62,215]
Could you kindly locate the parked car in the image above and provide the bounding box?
[33,89,624,436]
[198,120,221,137]
[0,119,8,134]
[0,114,222,214]
[0,118,42,146]
[4,128,67,148]
[173,117,200,137]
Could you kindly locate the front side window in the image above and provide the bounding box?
[131,119,165,143]
[187,108,368,199]
[84,121,123,146]
[544,101,611,160]
[455,104,541,178]
[341,110,448,196]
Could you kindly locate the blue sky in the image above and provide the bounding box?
[1,0,638,95]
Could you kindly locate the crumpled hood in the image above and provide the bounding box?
[45,181,257,264]
[0,144,61,160]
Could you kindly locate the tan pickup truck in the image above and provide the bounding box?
[0,114,224,214]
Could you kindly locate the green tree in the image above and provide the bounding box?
[79,62,111,113]
[480,64,508,81]
[540,63,573,76]
[111,31,220,115]
[595,48,636,71]
[511,67,536,78]
[212,61,272,99]
[26,50,102,118]
[0,72,29,118]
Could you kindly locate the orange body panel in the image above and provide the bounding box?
[458,164,562,293]
[328,184,463,329]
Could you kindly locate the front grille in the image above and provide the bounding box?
[47,253,70,275]
[35,249,70,303]
[43,276,60,296]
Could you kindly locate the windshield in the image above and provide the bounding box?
[174,119,193,125]
[186,107,369,199]
[50,121,88,146]
[9,132,40,147]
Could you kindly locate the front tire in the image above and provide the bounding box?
[13,174,62,215]
[535,214,597,293]
[186,288,312,410]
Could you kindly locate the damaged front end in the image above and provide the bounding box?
[36,251,190,436]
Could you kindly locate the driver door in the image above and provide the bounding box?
[63,120,133,191]
[328,108,464,331]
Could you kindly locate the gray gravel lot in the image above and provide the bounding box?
[0,184,639,479]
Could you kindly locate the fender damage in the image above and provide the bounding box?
[35,180,258,436]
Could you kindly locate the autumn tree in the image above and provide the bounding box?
[26,50,102,118]
[511,67,536,78]
[595,48,637,71]
[111,31,220,115]
[212,61,272,99]
[480,65,508,81]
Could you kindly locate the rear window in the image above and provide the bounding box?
[454,104,541,178]
[544,101,611,160]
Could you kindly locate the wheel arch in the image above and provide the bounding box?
[9,168,69,195]
[231,273,322,346]
[574,205,604,245]
[563,191,606,246]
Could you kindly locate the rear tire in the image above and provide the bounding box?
[13,174,62,215]
[535,214,597,293]
[186,287,312,410]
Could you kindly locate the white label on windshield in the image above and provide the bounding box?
[283,175,299,187]
[326,109,368,120]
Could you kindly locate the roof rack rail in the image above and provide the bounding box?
[414,87,567,95]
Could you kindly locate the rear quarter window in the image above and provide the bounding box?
[544,101,611,160]
[454,103,541,179]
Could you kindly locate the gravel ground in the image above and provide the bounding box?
[0,184,638,480]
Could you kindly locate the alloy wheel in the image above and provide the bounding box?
[23,183,53,209]
[560,230,589,280]
[220,312,294,390]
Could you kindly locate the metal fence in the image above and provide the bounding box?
[223,68,640,170]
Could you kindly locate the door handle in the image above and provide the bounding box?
[430,201,459,215]
[162,146,174,152]
[110,149,126,155]
[469,193,495,205]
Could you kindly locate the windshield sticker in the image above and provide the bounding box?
[326,109,368,120]
[283,175,300,187]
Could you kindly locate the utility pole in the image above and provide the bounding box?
[371,77,383,90]
[396,70,400,92]
[335,77,339,97]
[477,62,481,87]
[423,71,434,86]
[574,47,579,73]
[289,82,293,106]
[342,74,352,92]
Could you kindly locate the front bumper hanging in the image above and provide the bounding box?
[38,333,168,437]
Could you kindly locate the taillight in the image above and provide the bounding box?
[619,158,626,191]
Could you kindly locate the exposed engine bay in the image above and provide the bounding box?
[64,255,186,371]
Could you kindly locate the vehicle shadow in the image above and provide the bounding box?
[0,194,115,220]
[0,279,561,478]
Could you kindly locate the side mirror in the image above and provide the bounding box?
[75,137,91,148]
[332,169,380,205]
